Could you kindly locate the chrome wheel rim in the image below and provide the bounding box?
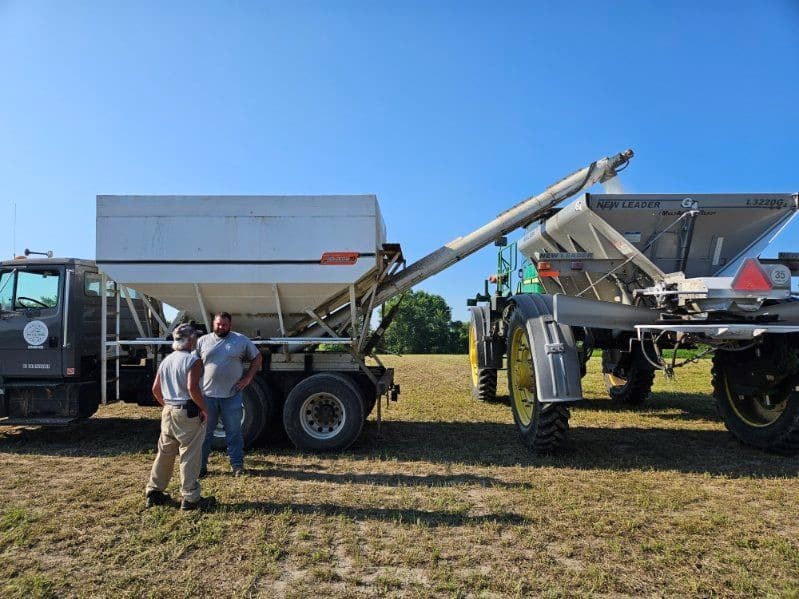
[300,392,347,440]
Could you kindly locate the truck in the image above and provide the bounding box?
[0,255,156,422]
[468,190,799,454]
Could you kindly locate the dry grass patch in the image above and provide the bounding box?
[1,355,798,597]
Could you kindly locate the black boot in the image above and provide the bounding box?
[145,490,171,508]
[180,496,217,511]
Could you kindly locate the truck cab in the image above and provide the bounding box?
[0,257,153,422]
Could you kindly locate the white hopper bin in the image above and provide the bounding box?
[96,195,387,337]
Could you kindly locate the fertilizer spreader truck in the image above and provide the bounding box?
[469,191,799,454]
[4,148,798,455]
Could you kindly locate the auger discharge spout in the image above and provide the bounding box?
[372,149,634,306]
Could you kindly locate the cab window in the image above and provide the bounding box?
[0,270,13,311]
[0,269,60,311]
[84,273,117,297]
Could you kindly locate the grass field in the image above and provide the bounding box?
[1,356,798,598]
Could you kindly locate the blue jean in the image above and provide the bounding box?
[201,393,244,469]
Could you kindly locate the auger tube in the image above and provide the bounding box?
[293,149,634,341]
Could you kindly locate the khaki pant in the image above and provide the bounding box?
[146,405,206,502]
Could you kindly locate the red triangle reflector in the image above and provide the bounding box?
[731,258,772,291]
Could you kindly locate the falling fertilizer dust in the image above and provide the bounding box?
[601,175,625,194]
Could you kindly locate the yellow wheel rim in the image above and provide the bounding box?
[724,375,787,428]
[603,373,627,391]
[510,326,536,426]
[468,321,479,387]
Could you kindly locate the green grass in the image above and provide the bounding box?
[0,356,797,597]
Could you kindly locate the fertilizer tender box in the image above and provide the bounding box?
[96,194,398,451]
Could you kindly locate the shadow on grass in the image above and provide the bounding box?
[1,413,797,479]
[244,463,533,489]
[221,500,529,527]
[352,420,799,478]
[0,416,160,456]
[577,391,718,421]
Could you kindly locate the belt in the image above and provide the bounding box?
[166,402,190,409]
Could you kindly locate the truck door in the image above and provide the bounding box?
[0,266,65,378]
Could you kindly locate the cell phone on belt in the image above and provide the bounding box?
[186,400,199,418]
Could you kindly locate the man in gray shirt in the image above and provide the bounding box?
[197,312,263,476]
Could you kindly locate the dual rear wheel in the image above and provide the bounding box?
[211,372,371,452]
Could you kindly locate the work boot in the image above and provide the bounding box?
[232,466,245,477]
[145,490,171,508]
[180,496,217,512]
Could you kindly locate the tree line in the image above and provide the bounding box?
[380,290,469,354]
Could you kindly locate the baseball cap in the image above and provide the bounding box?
[172,323,197,339]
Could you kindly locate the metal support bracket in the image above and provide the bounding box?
[194,283,212,333]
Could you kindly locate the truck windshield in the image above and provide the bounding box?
[0,269,60,312]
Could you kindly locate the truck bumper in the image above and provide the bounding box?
[0,379,98,419]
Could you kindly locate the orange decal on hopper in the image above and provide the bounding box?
[321,252,359,265]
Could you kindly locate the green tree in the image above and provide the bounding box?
[449,320,469,353]
[381,291,467,354]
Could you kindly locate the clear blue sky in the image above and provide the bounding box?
[2,1,798,322]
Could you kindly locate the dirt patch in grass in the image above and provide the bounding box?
[1,356,797,597]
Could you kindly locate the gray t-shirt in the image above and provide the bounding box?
[158,350,200,406]
[195,331,259,398]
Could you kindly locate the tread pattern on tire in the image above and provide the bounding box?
[472,369,498,403]
[608,366,655,406]
[522,403,570,453]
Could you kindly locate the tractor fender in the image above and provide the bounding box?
[468,305,504,369]
[509,293,583,403]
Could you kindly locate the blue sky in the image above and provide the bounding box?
[1,1,798,322]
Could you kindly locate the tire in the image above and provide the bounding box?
[469,314,498,402]
[506,308,570,453]
[210,377,271,449]
[601,349,655,406]
[712,340,799,455]
[283,373,365,451]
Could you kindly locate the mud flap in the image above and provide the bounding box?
[512,294,583,403]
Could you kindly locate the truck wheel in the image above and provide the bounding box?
[601,349,655,406]
[507,309,569,453]
[712,342,799,455]
[283,373,364,451]
[210,377,271,449]
[469,318,498,402]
